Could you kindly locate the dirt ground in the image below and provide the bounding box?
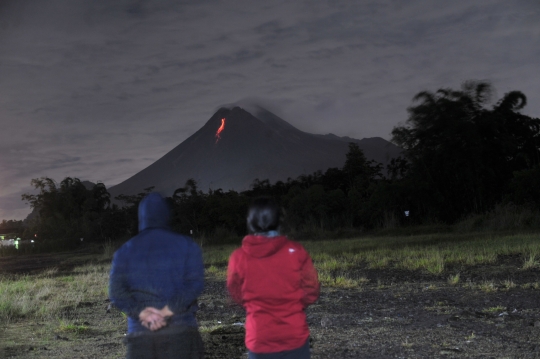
[1,252,540,358]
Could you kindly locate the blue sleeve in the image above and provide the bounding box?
[168,241,204,314]
[109,250,146,318]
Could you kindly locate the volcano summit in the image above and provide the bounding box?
[108,106,400,198]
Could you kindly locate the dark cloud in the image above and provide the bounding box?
[0,0,539,220]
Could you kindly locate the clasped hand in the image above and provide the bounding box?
[139,305,174,331]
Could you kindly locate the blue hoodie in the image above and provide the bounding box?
[109,193,204,333]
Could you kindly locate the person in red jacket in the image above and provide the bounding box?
[227,197,320,359]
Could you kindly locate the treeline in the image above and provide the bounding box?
[18,81,540,243]
[0,219,24,237]
[391,80,540,222]
[18,142,382,243]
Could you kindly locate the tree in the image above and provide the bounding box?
[22,177,114,241]
[342,143,383,226]
[506,167,540,209]
[391,81,540,222]
[172,179,207,236]
[114,186,155,236]
[343,143,382,193]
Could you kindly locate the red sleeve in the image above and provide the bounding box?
[227,249,244,306]
[299,248,320,307]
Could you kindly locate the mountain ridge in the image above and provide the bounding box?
[107,106,401,198]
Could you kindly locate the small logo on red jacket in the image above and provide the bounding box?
[288,248,295,253]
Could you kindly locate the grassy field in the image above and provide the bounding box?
[3,231,540,323]
[1,230,540,358]
[203,231,540,288]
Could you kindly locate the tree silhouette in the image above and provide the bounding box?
[22,177,114,241]
[392,81,540,222]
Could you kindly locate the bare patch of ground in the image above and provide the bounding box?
[197,270,540,359]
[0,247,99,275]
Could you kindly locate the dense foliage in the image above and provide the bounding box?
[13,81,540,243]
[21,177,113,241]
[391,80,540,222]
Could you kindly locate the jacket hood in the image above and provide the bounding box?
[241,234,288,258]
[138,193,171,231]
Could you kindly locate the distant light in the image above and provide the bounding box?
[31,240,34,243]
[404,210,410,217]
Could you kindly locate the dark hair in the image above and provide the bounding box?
[247,197,280,234]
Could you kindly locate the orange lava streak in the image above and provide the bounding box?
[215,118,226,143]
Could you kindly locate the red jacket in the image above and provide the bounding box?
[227,235,320,353]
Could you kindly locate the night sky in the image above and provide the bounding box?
[1,0,539,220]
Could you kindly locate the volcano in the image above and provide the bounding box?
[107,106,401,198]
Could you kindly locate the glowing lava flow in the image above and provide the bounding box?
[215,118,226,143]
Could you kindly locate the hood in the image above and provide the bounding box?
[138,193,171,232]
[241,234,288,258]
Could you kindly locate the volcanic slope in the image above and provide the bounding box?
[108,106,401,198]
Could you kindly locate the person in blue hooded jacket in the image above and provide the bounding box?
[109,192,204,359]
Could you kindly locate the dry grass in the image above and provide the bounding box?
[447,273,460,285]
[478,281,497,293]
[318,272,369,289]
[298,232,540,285]
[198,232,540,289]
[58,319,90,334]
[522,253,540,270]
[0,263,109,322]
[483,305,506,314]
[2,231,540,324]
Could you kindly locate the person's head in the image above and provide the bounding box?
[138,192,171,231]
[247,197,281,234]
